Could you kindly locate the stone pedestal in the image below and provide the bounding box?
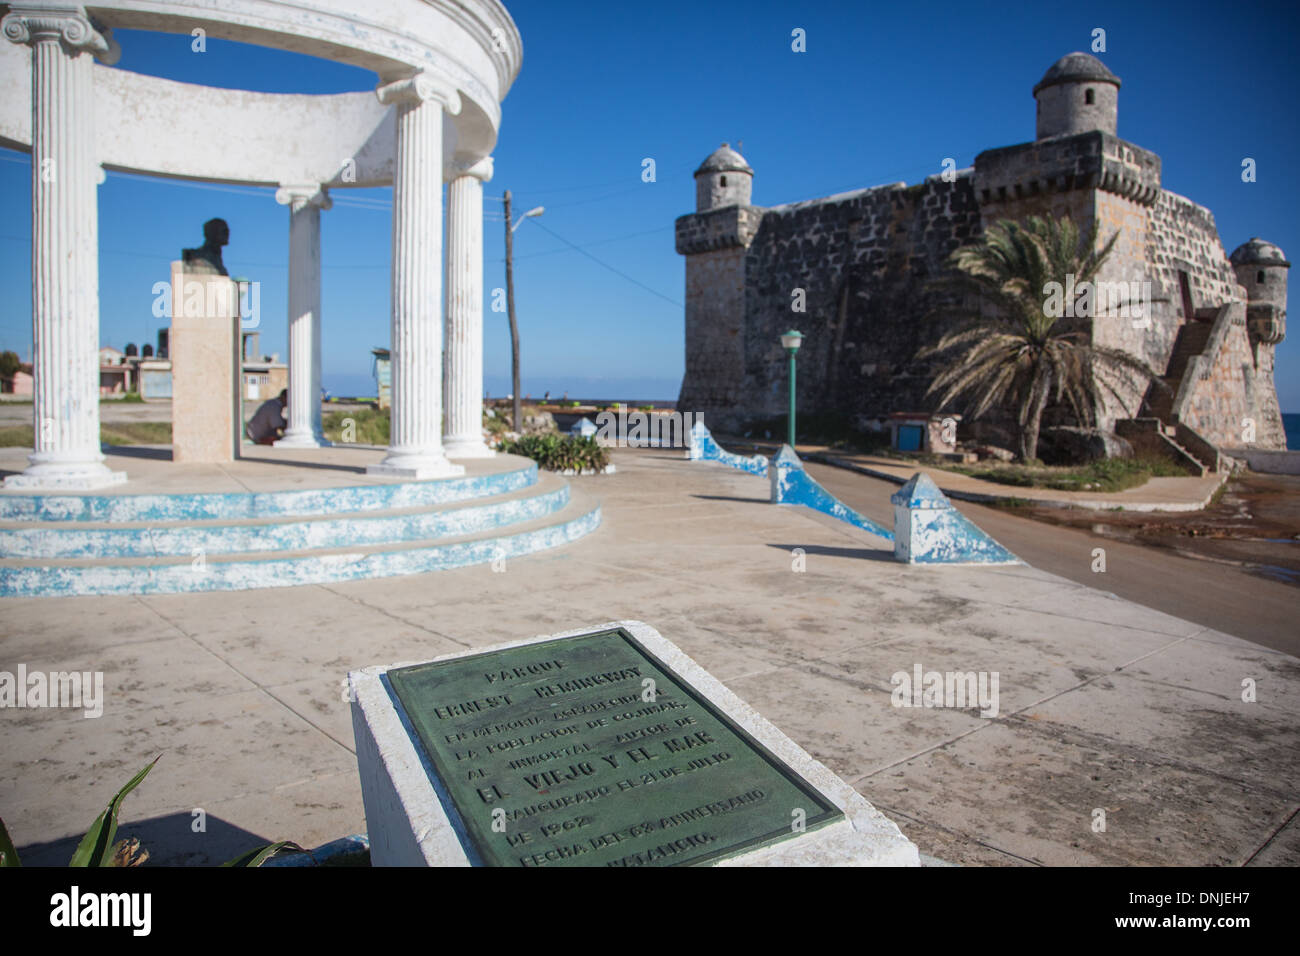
[349,620,920,867]
[170,263,240,463]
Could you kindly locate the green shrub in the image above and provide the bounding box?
[483,407,510,437]
[499,434,609,472]
[0,757,299,868]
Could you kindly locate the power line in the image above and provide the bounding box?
[526,219,681,308]
[494,224,672,263]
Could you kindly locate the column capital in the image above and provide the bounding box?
[3,5,119,64]
[449,156,493,183]
[376,71,461,116]
[275,184,332,212]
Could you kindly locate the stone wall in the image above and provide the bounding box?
[676,130,1287,456]
[1147,191,1241,311]
[1091,188,1178,428]
[679,247,748,429]
[676,205,763,430]
[736,174,982,432]
[1174,302,1256,448]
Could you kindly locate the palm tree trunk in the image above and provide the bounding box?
[1020,365,1051,463]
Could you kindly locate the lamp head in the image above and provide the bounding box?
[781,329,804,354]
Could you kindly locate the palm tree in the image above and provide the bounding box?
[921,215,1163,463]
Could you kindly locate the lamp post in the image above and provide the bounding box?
[502,190,544,432]
[780,329,803,447]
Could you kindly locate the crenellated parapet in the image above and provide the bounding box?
[675,204,764,255]
[974,131,1161,209]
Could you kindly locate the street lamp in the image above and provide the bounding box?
[503,191,544,431]
[511,205,545,232]
[780,329,803,447]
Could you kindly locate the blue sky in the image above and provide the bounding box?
[2,0,1298,409]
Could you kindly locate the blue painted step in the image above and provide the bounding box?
[0,476,570,558]
[0,461,538,523]
[0,493,601,597]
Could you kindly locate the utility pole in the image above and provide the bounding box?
[503,189,522,432]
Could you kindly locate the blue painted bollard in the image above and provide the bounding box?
[890,472,1018,565]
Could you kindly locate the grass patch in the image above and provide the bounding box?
[0,422,172,447]
[101,422,171,445]
[935,455,1190,493]
[0,426,32,447]
[322,407,390,445]
[102,392,144,403]
[499,434,609,472]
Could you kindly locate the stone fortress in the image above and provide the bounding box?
[676,52,1289,464]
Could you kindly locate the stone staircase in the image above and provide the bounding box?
[1145,314,1214,422]
[0,460,600,597]
[1122,310,1226,475]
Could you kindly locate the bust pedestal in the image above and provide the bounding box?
[170,262,240,463]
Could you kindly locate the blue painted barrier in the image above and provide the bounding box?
[891,472,1019,564]
[686,420,768,477]
[768,445,893,541]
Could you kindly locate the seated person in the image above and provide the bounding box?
[245,389,288,445]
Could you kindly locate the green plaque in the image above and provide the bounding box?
[386,627,842,866]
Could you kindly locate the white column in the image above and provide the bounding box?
[3,7,123,489]
[274,183,331,448]
[368,73,464,479]
[443,156,494,458]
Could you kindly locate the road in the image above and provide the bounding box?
[804,460,1300,657]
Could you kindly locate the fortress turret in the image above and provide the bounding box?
[1033,52,1120,140]
[694,143,753,212]
[1231,238,1289,345]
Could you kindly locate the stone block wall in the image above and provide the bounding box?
[676,129,1286,455]
[679,246,748,430]
[1174,302,1255,448]
[737,174,982,430]
[1147,191,1240,310]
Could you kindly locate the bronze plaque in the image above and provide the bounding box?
[386,627,842,866]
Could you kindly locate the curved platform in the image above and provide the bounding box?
[0,445,601,596]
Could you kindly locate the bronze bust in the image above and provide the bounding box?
[181,218,230,275]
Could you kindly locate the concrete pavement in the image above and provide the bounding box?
[804,460,1300,658]
[1,447,1297,866]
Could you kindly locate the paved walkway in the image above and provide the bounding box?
[2,448,1296,866]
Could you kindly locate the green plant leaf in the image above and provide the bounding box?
[69,755,161,867]
[221,841,305,867]
[0,816,21,867]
